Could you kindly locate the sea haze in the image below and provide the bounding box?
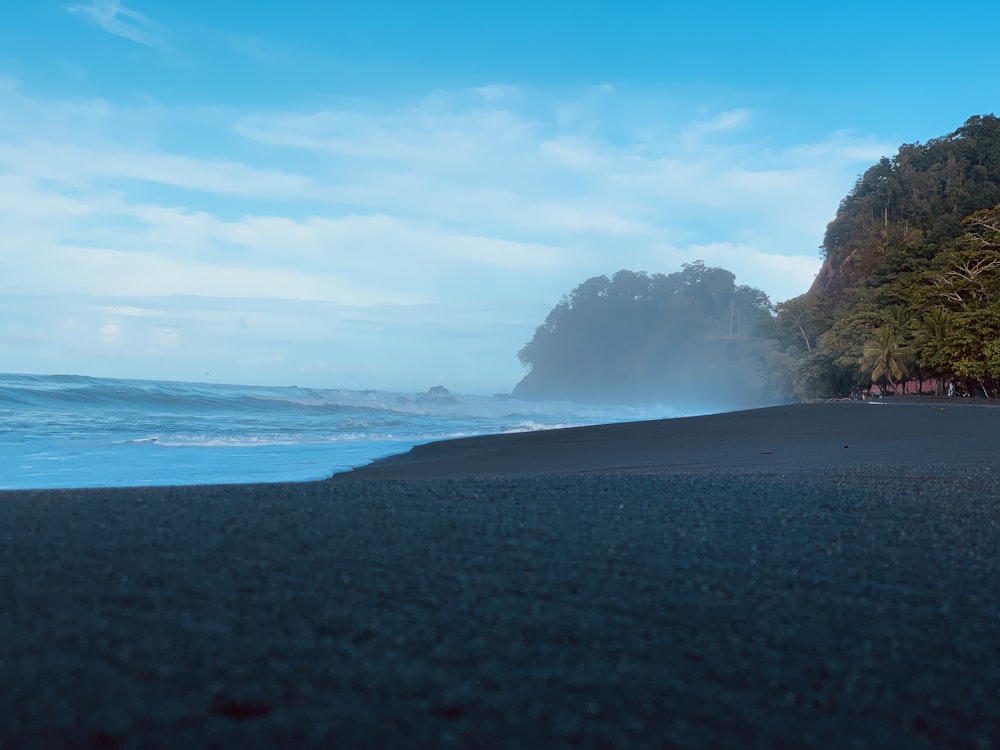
[0,373,677,490]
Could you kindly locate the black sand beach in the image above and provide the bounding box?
[2,402,999,748]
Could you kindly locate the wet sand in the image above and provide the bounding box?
[1,402,998,748]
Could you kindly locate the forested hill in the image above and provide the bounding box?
[777,113,1000,400]
[810,114,1000,299]
[513,263,792,409]
[515,114,1000,406]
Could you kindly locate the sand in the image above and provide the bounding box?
[1,401,998,748]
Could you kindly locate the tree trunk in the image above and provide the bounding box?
[795,322,811,352]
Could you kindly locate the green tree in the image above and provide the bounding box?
[816,115,1000,298]
[793,350,856,400]
[514,262,784,406]
[774,294,834,354]
[925,309,1000,397]
[860,327,911,393]
[786,120,1000,399]
[912,308,952,394]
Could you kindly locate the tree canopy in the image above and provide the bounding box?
[813,115,1000,298]
[514,114,1000,405]
[779,113,1000,399]
[513,262,789,408]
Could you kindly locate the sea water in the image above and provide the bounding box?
[0,373,675,490]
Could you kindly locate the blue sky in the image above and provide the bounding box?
[2,1,998,393]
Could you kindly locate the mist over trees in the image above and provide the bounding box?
[514,115,1000,406]
[513,262,793,408]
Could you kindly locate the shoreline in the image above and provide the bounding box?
[2,401,999,747]
[335,399,1000,480]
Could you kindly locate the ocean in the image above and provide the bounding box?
[0,373,676,490]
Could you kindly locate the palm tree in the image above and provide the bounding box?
[881,304,915,336]
[860,326,910,394]
[913,307,952,394]
[919,307,952,341]
[879,305,917,390]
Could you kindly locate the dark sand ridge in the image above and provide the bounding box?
[341,399,1000,478]
[1,402,999,748]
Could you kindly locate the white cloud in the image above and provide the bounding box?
[32,243,426,305]
[699,108,752,132]
[149,326,180,351]
[437,234,570,271]
[538,139,606,171]
[0,141,314,199]
[233,103,538,173]
[0,80,891,391]
[784,130,893,165]
[674,242,822,302]
[67,0,165,47]
[471,84,520,100]
[99,319,122,345]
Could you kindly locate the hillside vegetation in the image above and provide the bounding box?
[780,114,1000,398]
[515,115,1000,405]
[513,262,792,408]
